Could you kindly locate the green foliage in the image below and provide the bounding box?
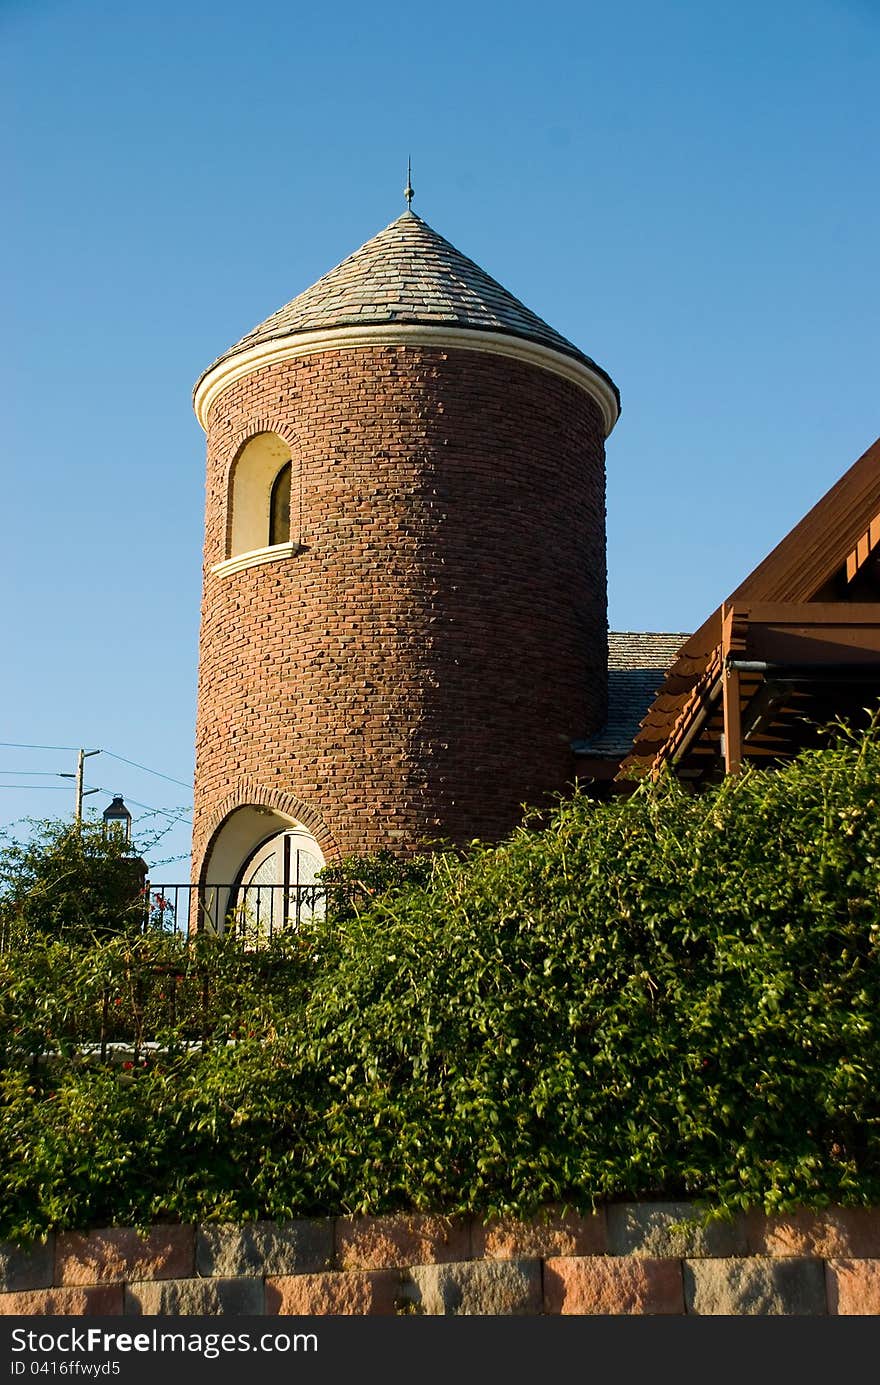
[2,722,880,1236]
[319,848,445,922]
[0,930,309,1065]
[0,819,152,945]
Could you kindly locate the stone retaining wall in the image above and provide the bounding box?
[2,1204,879,1315]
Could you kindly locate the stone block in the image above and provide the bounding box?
[266,1270,401,1315]
[472,1207,606,1260]
[684,1257,827,1315]
[0,1237,54,1292]
[544,1255,684,1315]
[745,1208,880,1258]
[607,1201,747,1257]
[56,1225,195,1285]
[0,1285,123,1315]
[335,1213,470,1270]
[403,1259,542,1315]
[125,1277,264,1316]
[196,1220,333,1277]
[826,1259,880,1314]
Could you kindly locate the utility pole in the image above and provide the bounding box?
[60,748,101,821]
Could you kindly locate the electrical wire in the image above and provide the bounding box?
[0,745,194,873]
[0,742,191,791]
[0,783,191,822]
[0,741,82,752]
[100,750,191,790]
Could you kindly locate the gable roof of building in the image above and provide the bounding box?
[197,211,619,406]
[624,433,880,774]
[574,631,690,758]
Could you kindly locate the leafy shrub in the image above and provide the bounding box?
[0,819,152,945]
[319,848,445,921]
[1,722,879,1236]
[0,930,309,1065]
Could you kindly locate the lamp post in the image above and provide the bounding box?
[102,794,132,844]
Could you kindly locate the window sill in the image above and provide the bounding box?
[210,542,301,579]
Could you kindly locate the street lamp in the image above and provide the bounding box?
[102,794,132,844]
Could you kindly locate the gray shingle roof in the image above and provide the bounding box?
[201,211,619,403]
[574,632,690,758]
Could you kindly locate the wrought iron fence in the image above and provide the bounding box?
[2,955,304,1068]
[1,883,328,1066]
[143,882,326,942]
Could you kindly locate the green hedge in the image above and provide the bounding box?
[0,931,307,1061]
[1,723,879,1236]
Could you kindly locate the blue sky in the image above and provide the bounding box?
[2,0,878,875]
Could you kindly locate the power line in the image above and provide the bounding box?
[129,803,192,825]
[0,744,193,834]
[0,783,191,822]
[101,750,191,790]
[0,741,81,752]
[0,742,191,791]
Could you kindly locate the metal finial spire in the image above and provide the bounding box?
[404,157,414,210]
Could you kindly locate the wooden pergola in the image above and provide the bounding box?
[624,434,880,783]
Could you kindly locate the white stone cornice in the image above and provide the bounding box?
[193,324,620,437]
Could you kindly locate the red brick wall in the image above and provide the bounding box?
[192,343,607,874]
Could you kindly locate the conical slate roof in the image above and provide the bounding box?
[204,211,618,403]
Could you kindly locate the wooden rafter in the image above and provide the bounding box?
[623,434,880,780]
[846,511,880,583]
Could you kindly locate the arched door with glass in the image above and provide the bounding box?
[230,828,325,942]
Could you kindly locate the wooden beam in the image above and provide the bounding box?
[741,679,792,742]
[628,436,880,779]
[722,665,742,775]
[731,601,880,625]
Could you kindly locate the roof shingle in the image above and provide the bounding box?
[574,632,690,758]
[199,211,619,405]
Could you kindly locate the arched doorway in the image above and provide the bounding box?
[198,806,327,938]
[228,826,325,943]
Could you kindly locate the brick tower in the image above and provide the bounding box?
[191,207,619,901]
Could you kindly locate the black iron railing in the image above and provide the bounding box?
[143,882,326,941]
[1,883,328,1065]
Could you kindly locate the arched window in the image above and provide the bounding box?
[269,461,291,547]
[225,432,295,561]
